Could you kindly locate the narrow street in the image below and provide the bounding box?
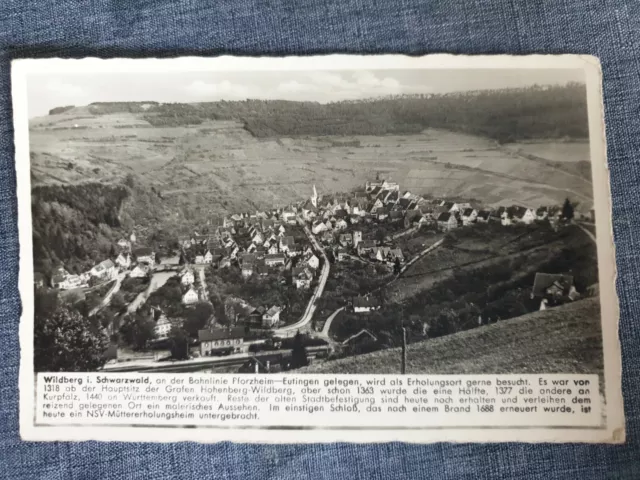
[273,217,331,337]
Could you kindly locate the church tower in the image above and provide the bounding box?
[311,184,318,208]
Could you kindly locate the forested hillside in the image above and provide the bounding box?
[32,178,173,277]
[111,83,588,142]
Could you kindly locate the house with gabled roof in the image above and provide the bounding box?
[476,210,491,223]
[116,253,131,270]
[292,266,314,289]
[352,295,381,313]
[182,287,199,305]
[265,253,286,267]
[461,208,478,226]
[199,327,244,355]
[437,212,458,231]
[357,240,377,256]
[263,306,282,328]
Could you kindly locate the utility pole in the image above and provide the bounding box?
[401,326,407,375]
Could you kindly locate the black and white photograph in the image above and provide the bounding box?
[23,60,609,380]
[12,55,624,443]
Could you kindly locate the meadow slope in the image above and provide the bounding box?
[299,297,602,375]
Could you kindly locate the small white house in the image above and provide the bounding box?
[116,253,131,270]
[129,264,149,278]
[204,250,213,263]
[181,269,195,286]
[461,208,478,226]
[182,288,199,305]
[90,259,117,281]
[312,220,328,235]
[306,254,320,270]
[263,306,282,328]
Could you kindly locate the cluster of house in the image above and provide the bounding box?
[295,179,567,239]
[48,258,119,291]
[180,209,320,289]
[430,203,562,232]
[42,231,158,291]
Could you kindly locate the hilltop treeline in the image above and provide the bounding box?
[88,101,159,115]
[32,183,130,276]
[48,105,75,115]
[134,83,587,143]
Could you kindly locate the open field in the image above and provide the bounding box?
[504,141,590,163]
[302,297,603,376]
[30,108,594,222]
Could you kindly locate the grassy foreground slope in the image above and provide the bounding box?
[301,298,602,375]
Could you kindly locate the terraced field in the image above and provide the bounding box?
[29,108,594,222]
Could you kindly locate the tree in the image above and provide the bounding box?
[183,302,214,337]
[375,228,386,243]
[290,332,309,369]
[110,291,126,311]
[34,305,109,372]
[562,198,574,222]
[168,326,190,360]
[393,257,401,275]
[119,313,156,350]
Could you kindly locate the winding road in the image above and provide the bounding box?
[273,217,331,337]
[319,237,445,339]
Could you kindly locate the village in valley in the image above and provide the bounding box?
[37,171,594,373]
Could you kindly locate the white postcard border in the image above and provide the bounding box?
[12,54,624,443]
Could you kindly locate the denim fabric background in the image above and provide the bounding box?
[1,1,639,478]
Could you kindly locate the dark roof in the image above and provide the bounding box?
[390,210,404,219]
[370,186,382,196]
[477,210,491,220]
[359,240,377,249]
[536,206,549,215]
[240,253,257,265]
[352,295,381,309]
[334,209,348,219]
[492,206,506,217]
[281,236,296,246]
[133,247,153,257]
[462,208,475,216]
[398,198,411,208]
[198,327,245,342]
[532,273,574,297]
[265,253,285,261]
[377,207,390,215]
[386,191,399,202]
[442,202,454,209]
[437,212,452,221]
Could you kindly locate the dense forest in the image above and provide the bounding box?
[118,83,589,143]
[32,183,129,276]
[31,174,196,279]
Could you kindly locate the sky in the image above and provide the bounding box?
[26,68,585,118]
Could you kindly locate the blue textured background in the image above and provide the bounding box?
[1,1,639,478]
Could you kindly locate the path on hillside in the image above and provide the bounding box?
[320,237,444,339]
[89,273,125,317]
[273,217,330,337]
[577,223,597,243]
